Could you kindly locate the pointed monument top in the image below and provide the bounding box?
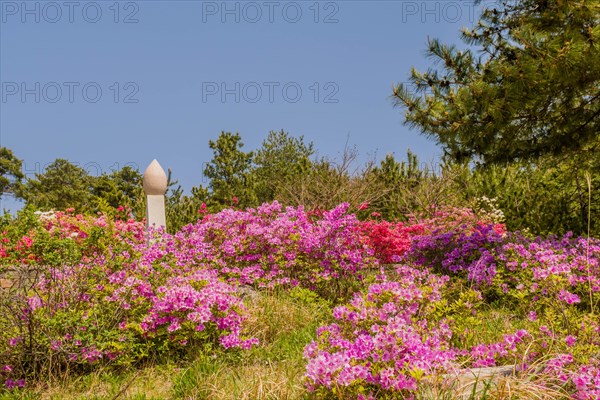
[143,159,168,195]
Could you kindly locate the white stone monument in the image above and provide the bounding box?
[143,159,167,230]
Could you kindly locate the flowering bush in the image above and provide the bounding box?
[306,208,600,399]
[493,233,600,313]
[303,264,539,398]
[406,222,600,316]
[0,207,145,267]
[0,208,255,389]
[304,261,600,399]
[0,202,378,389]
[355,219,423,264]
[1,252,256,383]
[165,201,376,298]
[409,205,506,237]
[406,222,505,285]
[304,266,456,398]
[1,202,600,399]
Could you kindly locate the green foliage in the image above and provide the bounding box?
[393,0,600,164]
[204,132,256,209]
[253,130,314,204]
[164,130,315,232]
[165,184,209,233]
[16,160,145,217]
[364,150,600,237]
[370,151,464,220]
[163,168,210,233]
[454,156,600,236]
[0,148,24,199]
[92,166,145,217]
[6,127,600,237]
[17,159,94,213]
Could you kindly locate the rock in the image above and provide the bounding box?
[0,279,13,289]
[444,365,515,399]
[237,285,260,302]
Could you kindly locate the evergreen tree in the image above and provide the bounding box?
[18,159,94,212]
[393,0,600,164]
[204,132,256,209]
[0,147,24,198]
[92,166,144,216]
[166,183,209,232]
[372,151,425,219]
[253,130,314,204]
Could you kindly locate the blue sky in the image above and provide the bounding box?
[0,0,484,210]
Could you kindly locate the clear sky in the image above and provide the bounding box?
[0,0,484,210]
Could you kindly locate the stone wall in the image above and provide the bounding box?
[0,265,41,291]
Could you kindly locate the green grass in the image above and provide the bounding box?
[0,287,576,400]
[171,288,329,400]
[5,289,330,400]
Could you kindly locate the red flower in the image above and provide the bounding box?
[356,220,424,264]
[358,202,369,211]
[492,223,507,236]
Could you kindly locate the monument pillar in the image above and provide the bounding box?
[143,159,167,231]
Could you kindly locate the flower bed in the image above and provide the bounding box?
[0,202,376,389]
[0,204,599,398]
[305,215,600,399]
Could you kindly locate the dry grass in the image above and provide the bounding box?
[1,290,326,400]
[1,291,580,400]
[243,288,330,345]
[171,289,327,400]
[173,360,306,400]
[418,356,572,400]
[25,365,175,400]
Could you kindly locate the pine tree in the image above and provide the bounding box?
[253,130,314,204]
[393,0,600,164]
[0,147,24,198]
[204,132,256,209]
[18,159,94,212]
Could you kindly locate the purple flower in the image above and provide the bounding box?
[558,290,581,305]
[565,335,577,347]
